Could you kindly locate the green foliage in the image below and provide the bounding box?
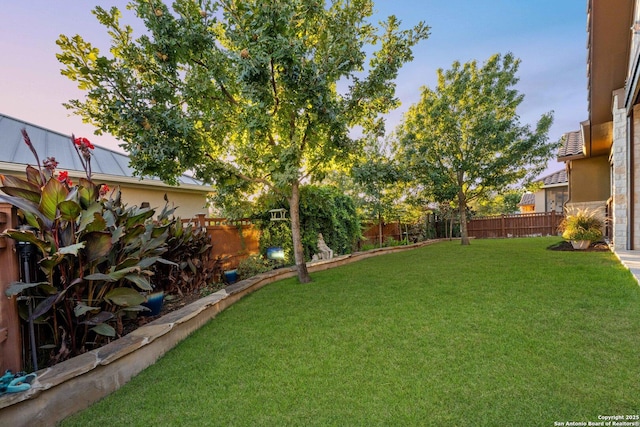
[56,0,429,282]
[0,131,175,366]
[258,185,361,260]
[472,189,523,216]
[396,53,555,243]
[351,141,408,220]
[236,255,274,280]
[559,208,604,242]
[151,206,215,296]
[259,220,293,265]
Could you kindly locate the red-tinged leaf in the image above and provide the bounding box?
[25,165,44,187]
[39,178,69,221]
[2,229,50,255]
[83,231,113,263]
[58,200,82,221]
[28,294,58,321]
[0,173,40,193]
[1,187,41,204]
[0,194,51,229]
[77,178,98,209]
[78,202,104,233]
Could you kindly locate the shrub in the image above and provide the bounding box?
[559,208,604,242]
[257,185,361,261]
[236,255,273,279]
[151,206,214,297]
[0,130,174,367]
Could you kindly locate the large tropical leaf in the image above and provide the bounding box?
[0,173,40,193]
[29,294,59,321]
[125,208,155,228]
[124,274,153,291]
[2,229,50,255]
[84,272,117,282]
[77,178,99,209]
[25,165,45,187]
[59,242,86,256]
[39,178,69,221]
[4,281,44,297]
[83,311,115,325]
[104,287,145,306]
[83,231,113,263]
[91,323,116,337]
[0,194,52,229]
[74,302,100,317]
[0,186,41,204]
[58,200,82,222]
[78,202,105,233]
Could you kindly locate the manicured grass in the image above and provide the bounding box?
[62,238,640,426]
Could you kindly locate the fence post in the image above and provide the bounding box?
[501,214,506,238]
[196,213,206,228]
[0,203,22,372]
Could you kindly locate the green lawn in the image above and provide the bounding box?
[62,237,640,426]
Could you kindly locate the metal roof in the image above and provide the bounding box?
[0,113,205,187]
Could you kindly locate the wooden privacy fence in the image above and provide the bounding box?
[361,222,403,247]
[182,215,260,272]
[467,211,564,239]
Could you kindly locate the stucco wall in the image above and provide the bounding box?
[569,155,610,203]
[99,180,211,219]
[534,190,546,213]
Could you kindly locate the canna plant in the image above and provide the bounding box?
[0,130,174,365]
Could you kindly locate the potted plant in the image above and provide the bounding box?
[559,208,604,250]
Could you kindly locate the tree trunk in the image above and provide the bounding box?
[289,181,311,283]
[458,191,470,245]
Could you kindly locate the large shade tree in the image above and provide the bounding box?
[57,0,428,282]
[395,53,554,245]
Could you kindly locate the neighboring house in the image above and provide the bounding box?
[561,0,636,249]
[517,169,568,213]
[0,113,213,218]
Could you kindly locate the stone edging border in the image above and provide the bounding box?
[0,239,442,427]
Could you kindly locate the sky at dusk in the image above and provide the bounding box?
[0,0,587,176]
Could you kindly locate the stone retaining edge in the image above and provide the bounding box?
[0,239,441,426]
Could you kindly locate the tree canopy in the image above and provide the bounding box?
[395,53,554,244]
[57,0,429,282]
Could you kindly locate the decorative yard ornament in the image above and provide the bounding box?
[269,208,288,222]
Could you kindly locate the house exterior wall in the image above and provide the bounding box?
[568,155,610,203]
[112,184,210,219]
[533,191,545,213]
[611,90,629,249]
[633,105,640,248]
[544,187,568,212]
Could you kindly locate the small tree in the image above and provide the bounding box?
[57,0,428,282]
[351,142,407,247]
[396,53,554,244]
